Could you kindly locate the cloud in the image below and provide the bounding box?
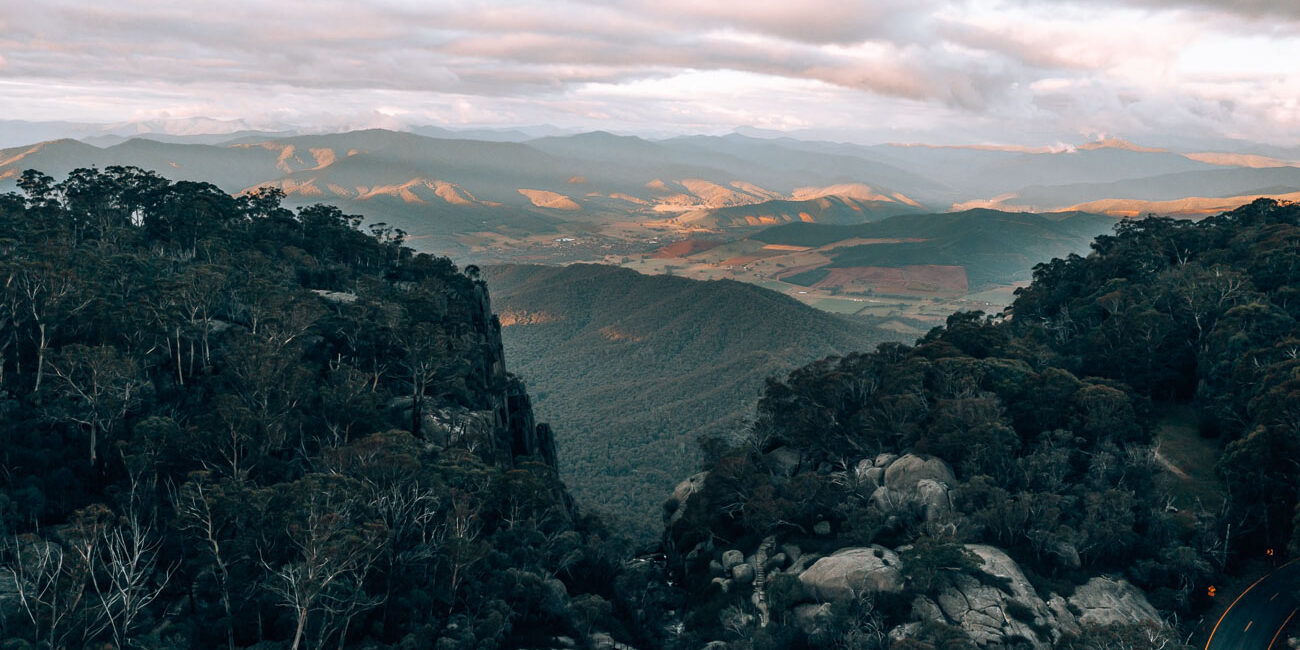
[1109,0,1300,20]
[627,0,944,45]
[0,0,1296,145]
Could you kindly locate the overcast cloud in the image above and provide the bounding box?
[0,0,1297,145]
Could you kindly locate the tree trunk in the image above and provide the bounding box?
[34,323,46,393]
[337,618,351,650]
[290,606,307,650]
[175,328,184,385]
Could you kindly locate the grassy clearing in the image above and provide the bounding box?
[811,298,876,314]
[854,305,905,316]
[1153,403,1227,513]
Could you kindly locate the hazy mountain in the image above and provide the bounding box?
[408,123,572,142]
[1010,166,1300,208]
[485,263,903,540]
[0,137,286,189]
[2,127,1296,267]
[656,134,946,199]
[78,130,300,147]
[719,137,1299,212]
[0,117,297,148]
[781,140,1214,194]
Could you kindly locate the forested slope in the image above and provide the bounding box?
[485,263,901,541]
[0,168,652,650]
[1010,198,1300,551]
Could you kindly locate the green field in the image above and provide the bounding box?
[812,297,877,314]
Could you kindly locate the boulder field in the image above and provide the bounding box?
[672,452,1166,648]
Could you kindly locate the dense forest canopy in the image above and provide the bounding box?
[484,262,896,542]
[0,167,650,650]
[665,199,1300,649]
[1010,199,1300,549]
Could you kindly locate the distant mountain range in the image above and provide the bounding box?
[0,129,935,255]
[485,263,901,541]
[2,128,1297,259]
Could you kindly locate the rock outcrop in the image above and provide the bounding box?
[668,447,1167,648]
[862,454,957,522]
[792,602,833,636]
[883,453,956,491]
[916,478,954,519]
[798,546,904,601]
[923,544,1059,647]
[682,510,1165,648]
[907,545,1163,648]
[1067,577,1162,627]
[765,446,802,476]
[667,472,708,528]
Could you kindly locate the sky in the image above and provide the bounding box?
[1,0,1298,146]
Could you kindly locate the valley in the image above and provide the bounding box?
[466,226,995,336]
[485,263,906,541]
[468,207,1112,332]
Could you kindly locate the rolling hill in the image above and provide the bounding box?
[645,209,1114,303]
[484,263,905,541]
[749,209,1114,291]
[669,192,921,228]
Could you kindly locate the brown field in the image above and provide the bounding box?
[721,251,784,266]
[650,239,725,258]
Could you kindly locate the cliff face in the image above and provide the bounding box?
[336,270,558,474]
[467,282,559,470]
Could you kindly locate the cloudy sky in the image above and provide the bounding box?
[1,0,1298,145]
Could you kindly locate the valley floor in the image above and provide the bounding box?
[455,220,1021,331]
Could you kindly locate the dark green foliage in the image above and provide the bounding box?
[765,573,806,617]
[666,202,1300,647]
[779,267,831,287]
[1012,199,1300,550]
[484,263,900,541]
[0,168,635,649]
